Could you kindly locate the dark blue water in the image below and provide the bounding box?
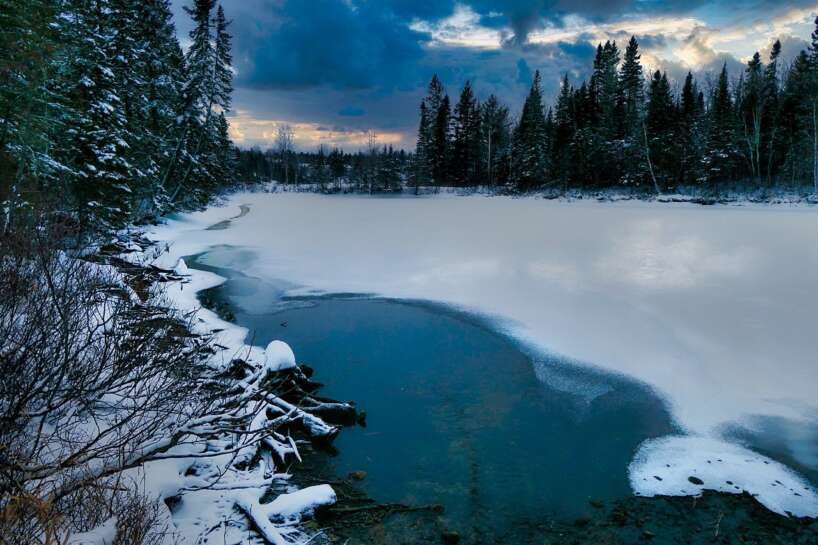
[190,247,676,541]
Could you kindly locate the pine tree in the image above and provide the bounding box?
[762,40,782,184]
[619,36,647,186]
[452,81,480,186]
[413,100,432,190]
[432,94,451,184]
[480,95,510,186]
[779,51,813,185]
[0,0,60,227]
[214,112,235,181]
[423,75,450,185]
[593,41,620,139]
[213,5,233,113]
[809,16,818,192]
[0,0,236,231]
[739,52,766,179]
[645,71,676,185]
[511,70,548,190]
[679,72,705,185]
[135,0,188,214]
[588,40,621,183]
[563,82,599,189]
[183,0,216,120]
[551,74,574,186]
[58,0,135,229]
[703,64,740,188]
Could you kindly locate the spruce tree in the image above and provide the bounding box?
[619,36,647,186]
[452,81,480,186]
[588,40,621,183]
[739,52,766,179]
[423,74,446,184]
[551,74,574,187]
[214,5,233,113]
[59,0,134,229]
[680,72,705,185]
[780,51,813,184]
[762,40,782,183]
[184,0,216,119]
[646,71,676,185]
[703,64,740,188]
[480,94,510,186]
[413,100,432,190]
[511,70,548,190]
[0,0,60,226]
[432,94,451,184]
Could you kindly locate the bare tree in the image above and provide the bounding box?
[366,130,378,194]
[275,124,294,184]
[0,217,345,544]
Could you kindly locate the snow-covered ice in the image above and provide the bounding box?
[629,435,818,517]
[145,190,818,517]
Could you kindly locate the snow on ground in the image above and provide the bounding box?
[67,517,118,545]
[145,190,818,517]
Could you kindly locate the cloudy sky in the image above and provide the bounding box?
[171,1,817,151]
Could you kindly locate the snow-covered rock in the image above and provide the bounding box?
[264,340,296,372]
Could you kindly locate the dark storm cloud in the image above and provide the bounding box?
[170,0,816,150]
[218,0,710,92]
[468,0,703,44]
[231,0,428,90]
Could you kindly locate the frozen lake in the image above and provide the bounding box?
[151,191,818,518]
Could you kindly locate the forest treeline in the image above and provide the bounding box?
[1,0,237,233]
[239,25,818,196]
[415,31,818,194]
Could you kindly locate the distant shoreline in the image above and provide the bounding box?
[242,180,818,207]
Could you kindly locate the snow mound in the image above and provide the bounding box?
[266,484,336,521]
[68,517,118,545]
[150,247,178,270]
[265,340,296,371]
[629,435,818,518]
[174,258,189,275]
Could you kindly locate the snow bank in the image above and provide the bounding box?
[265,484,337,521]
[67,517,118,545]
[265,340,296,372]
[123,198,338,545]
[629,436,818,518]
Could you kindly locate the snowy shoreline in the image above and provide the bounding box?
[263,181,818,208]
[111,201,352,545]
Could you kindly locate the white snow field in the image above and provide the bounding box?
[145,190,818,517]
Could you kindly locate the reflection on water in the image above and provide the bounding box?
[190,248,677,542]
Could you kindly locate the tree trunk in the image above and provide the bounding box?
[643,122,661,195]
[813,100,818,193]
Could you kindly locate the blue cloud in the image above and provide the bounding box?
[232,0,428,90]
[338,106,366,117]
[516,58,532,85]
